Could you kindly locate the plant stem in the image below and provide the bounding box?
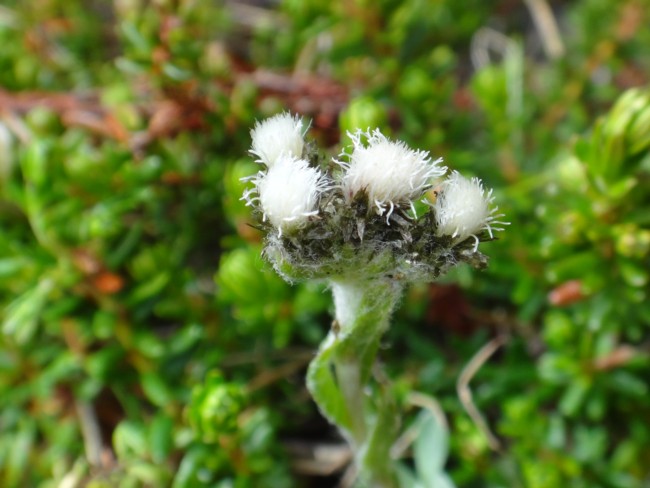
[307,278,403,488]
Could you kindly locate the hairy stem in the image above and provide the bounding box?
[308,278,402,488]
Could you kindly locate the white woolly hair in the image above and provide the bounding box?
[434,171,508,251]
[337,129,446,221]
[252,155,329,234]
[250,112,307,167]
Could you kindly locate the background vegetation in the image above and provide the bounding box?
[0,0,649,486]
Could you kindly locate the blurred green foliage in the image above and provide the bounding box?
[0,0,649,487]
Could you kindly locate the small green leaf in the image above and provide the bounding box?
[305,335,353,436]
[608,371,647,398]
[21,140,50,188]
[559,379,590,417]
[148,415,174,464]
[2,278,54,344]
[113,420,148,460]
[128,461,170,485]
[5,418,36,487]
[120,21,153,56]
[0,258,28,278]
[141,372,175,408]
[128,272,170,304]
[339,96,388,139]
[172,445,212,488]
[133,331,165,359]
[85,346,125,382]
[538,353,579,384]
[619,259,648,287]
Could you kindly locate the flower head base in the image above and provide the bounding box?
[338,129,446,220]
[434,171,507,251]
[250,112,306,167]
[252,155,328,235]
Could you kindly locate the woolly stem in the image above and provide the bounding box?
[307,278,403,488]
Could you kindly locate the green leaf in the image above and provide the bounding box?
[21,140,50,188]
[0,258,29,278]
[149,413,174,463]
[128,461,171,485]
[133,330,165,359]
[413,405,450,485]
[619,259,649,287]
[305,334,353,436]
[172,445,212,488]
[120,21,153,56]
[396,463,425,488]
[4,418,36,487]
[538,353,579,385]
[2,277,54,344]
[339,96,388,138]
[606,176,637,201]
[362,386,400,487]
[85,346,125,382]
[128,272,170,304]
[607,371,648,398]
[559,378,591,417]
[113,420,148,460]
[428,472,457,488]
[141,372,175,408]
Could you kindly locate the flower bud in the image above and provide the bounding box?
[250,112,306,167]
[338,129,446,220]
[256,155,329,234]
[434,171,507,250]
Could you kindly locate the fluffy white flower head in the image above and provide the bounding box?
[434,171,507,251]
[250,112,306,167]
[256,155,328,234]
[338,129,446,220]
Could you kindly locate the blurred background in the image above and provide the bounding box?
[0,0,649,486]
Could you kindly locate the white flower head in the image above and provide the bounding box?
[434,171,508,251]
[250,112,307,167]
[251,155,329,234]
[338,129,446,221]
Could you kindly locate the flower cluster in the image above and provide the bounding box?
[242,113,329,235]
[242,112,506,283]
